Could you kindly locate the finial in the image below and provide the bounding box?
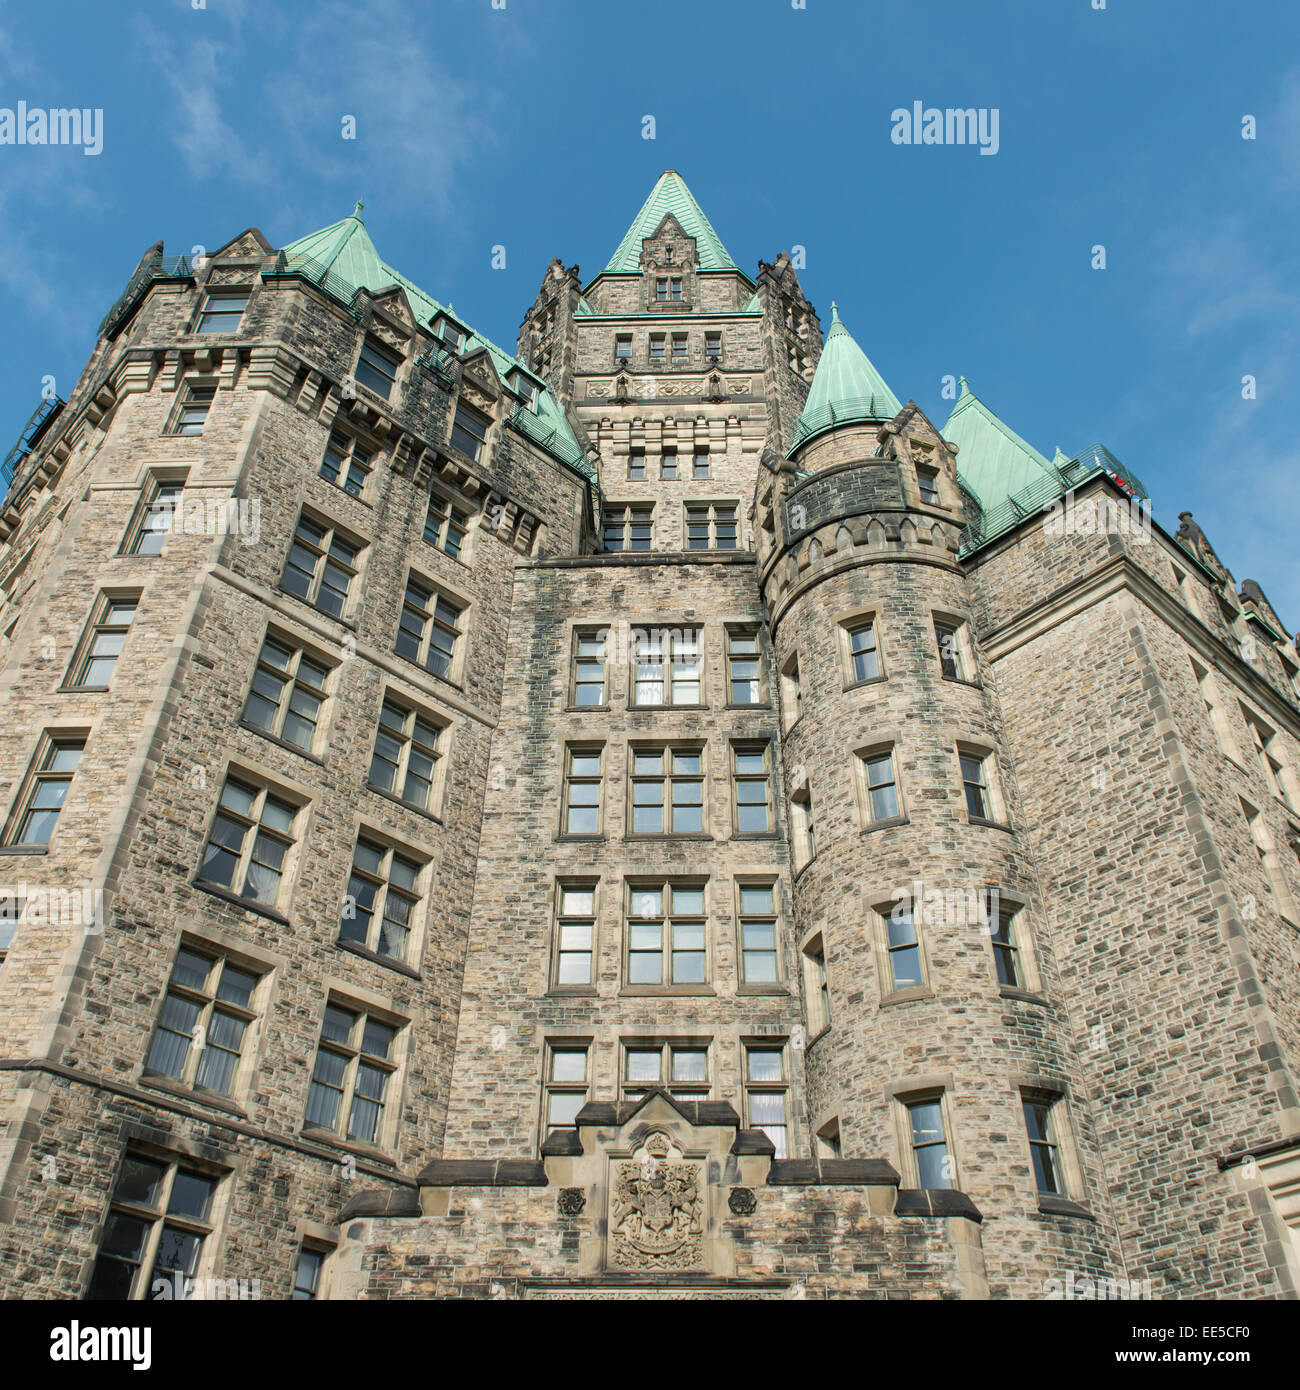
[958,375,970,395]
[352,199,365,220]
[830,301,840,321]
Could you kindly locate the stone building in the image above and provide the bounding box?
[0,172,1298,1300]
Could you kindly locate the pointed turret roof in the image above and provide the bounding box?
[942,377,1056,514]
[603,171,740,274]
[788,303,903,452]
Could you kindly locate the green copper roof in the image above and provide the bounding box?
[788,303,903,453]
[280,208,594,488]
[942,377,1056,516]
[603,171,740,274]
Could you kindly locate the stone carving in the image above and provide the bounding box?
[609,1133,703,1270]
[557,1187,586,1217]
[728,1187,757,1216]
[1176,511,1230,585]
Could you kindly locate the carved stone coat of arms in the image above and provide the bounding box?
[609,1134,703,1270]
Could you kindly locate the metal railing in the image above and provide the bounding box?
[788,395,898,450]
[507,405,597,485]
[98,253,194,338]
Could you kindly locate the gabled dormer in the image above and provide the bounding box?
[430,308,471,357]
[639,212,697,312]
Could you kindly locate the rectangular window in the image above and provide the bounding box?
[739,883,779,984]
[626,882,706,986]
[732,744,773,834]
[293,1246,327,1301]
[935,620,966,680]
[671,333,688,362]
[991,904,1023,988]
[242,635,330,753]
[555,882,597,986]
[623,1043,710,1101]
[512,376,537,410]
[744,1046,788,1158]
[803,933,829,1030]
[562,745,603,836]
[916,465,940,506]
[816,1120,842,1160]
[669,277,683,302]
[369,697,442,812]
[630,746,703,834]
[87,1155,219,1301]
[655,278,669,302]
[128,479,184,555]
[906,1097,952,1189]
[4,735,85,847]
[627,450,646,480]
[355,338,400,399]
[781,654,802,730]
[543,1043,589,1137]
[1243,707,1296,810]
[632,627,701,706]
[649,334,666,362]
[449,405,489,462]
[705,332,722,359]
[1023,1097,1064,1195]
[960,751,993,821]
[1192,659,1241,761]
[572,630,607,707]
[660,450,678,480]
[615,334,632,363]
[727,629,762,705]
[437,321,464,354]
[1242,798,1299,922]
[197,290,249,334]
[395,576,463,680]
[280,513,361,619]
[172,384,216,436]
[884,900,924,990]
[849,620,880,683]
[305,1003,400,1146]
[424,492,470,559]
[319,431,372,497]
[146,945,260,1095]
[862,747,900,823]
[791,788,816,869]
[603,502,653,552]
[340,837,422,963]
[686,501,737,550]
[69,594,138,688]
[693,450,710,479]
[198,776,298,909]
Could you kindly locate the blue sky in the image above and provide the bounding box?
[1,0,1296,620]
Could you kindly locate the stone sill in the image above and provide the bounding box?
[335,936,421,980]
[725,702,773,712]
[1036,1195,1096,1221]
[193,880,291,926]
[57,684,110,695]
[880,987,934,1008]
[999,986,1049,1006]
[967,816,1014,834]
[619,987,717,998]
[365,782,444,827]
[138,1072,248,1120]
[843,674,888,694]
[238,720,326,766]
[941,676,983,691]
[299,1127,396,1168]
[863,816,910,834]
[0,844,49,856]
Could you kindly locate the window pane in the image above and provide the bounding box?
[550,1050,587,1083]
[746,1050,782,1082]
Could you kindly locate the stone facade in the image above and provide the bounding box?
[0,177,1297,1300]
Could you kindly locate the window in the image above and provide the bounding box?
[293,1246,327,1301]
[355,338,400,399]
[145,945,260,1095]
[198,776,298,909]
[1192,658,1242,761]
[1172,563,1202,619]
[1023,1096,1064,1195]
[816,1120,842,1160]
[916,464,940,506]
[1243,707,1297,810]
[935,620,967,681]
[341,837,422,962]
[513,376,537,410]
[627,450,646,480]
[669,277,683,301]
[781,654,802,730]
[660,450,678,480]
[627,882,706,985]
[87,1155,219,1300]
[960,750,994,821]
[614,334,632,364]
[128,479,184,555]
[671,333,688,363]
[69,594,137,688]
[727,629,762,704]
[197,290,249,334]
[623,1043,710,1100]
[848,620,881,683]
[739,883,779,984]
[369,698,442,811]
[571,630,607,707]
[543,1044,589,1138]
[803,933,829,1030]
[732,744,773,834]
[649,334,666,363]
[686,501,737,550]
[280,514,361,619]
[437,320,464,354]
[791,786,816,869]
[424,492,470,559]
[449,404,489,462]
[306,1003,400,1146]
[655,278,669,302]
[395,576,463,680]
[320,431,372,497]
[554,882,597,986]
[991,903,1024,988]
[1242,798,1299,923]
[242,636,330,753]
[861,747,901,823]
[705,331,722,360]
[0,895,19,968]
[906,1097,952,1189]
[172,383,215,436]
[562,746,603,835]
[603,502,653,552]
[4,735,85,847]
[630,746,703,834]
[883,900,924,990]
[744,1046,788,1158]
[632,627,700,706]
[693,450,710,479]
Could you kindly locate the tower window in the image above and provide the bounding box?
[671,333,688,362]
[934,619,968,681]
[1023,1096,1065,1195]
[627,450,646,480]
[861,746,901,823]
[660,450,678,480]
[614,334,632,364]
[693,450,710,479]
[803,932,829,1030]
[68,593,138,689]
[959,750,996,822]
[848,620,881,683]
[4,735,86,847]
[884,899,924,990]
[905,1096,953,1189]
[171,383,216,436]
[649,334,666,362]
[991,903,1023,988]
[705,332,722,359]
[127,478,185,555]
[355,338,401,400]
[320,431,372,497]
[196,290,249,334]
[916,464,940,506]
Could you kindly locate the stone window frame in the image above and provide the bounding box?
[540,1037,592,1146]
[789,781,816,875]
[834,605,888,690]
[870,892,932,1003]
[550,877,600,992]
[338,828,431,970]
[683,499,739,551]
[1013,1078,1088,1211]
[1,727,88,849]
[779,650,802,731]
[560,741,605,838]
[742,1039,790,1159]
[725,624,765,707]
[352,333,404,403]
[648,332,667,364]
[167,379,218,437]
[303,993,408,1154]
[319,428,374,501]
[815,1117,842,1160]
[704,330,723,362]
[800,927,830,1036]
[628,623,705,709]
[1190,656,1244,765]
[239,626,335,759]
[931,609,978,686]
[122,469,189,557]
[955,741,1010,828]
[622,876,710,991]
[63,589,141,691]
[913,460,943,508]
[431,312,467,356]
[423,486,473,563]
[614,333,633,366]
[448,400,491,464]
[194,286,252,335]
[670,332,689,364]
[1240,795,1300,925]
[627,741,708,838]
[602,501,654,552]
[568,626,610,710]
[983,894,1044,997]
[141,937,268,1103]
[508,368,538,413]
[892,1084,960,1191]
[1239,702,1300,812]
[692,447,711,479]
[627,448,646,481]
[394,567,470,687]
[660,448,679,480]
[367,689,449,819]
[292,1238,335,1300]
[735,877,783,990]
[279,507,367,623]
[853,738,908,830]
[730,738,776,838]
[620,1036,713,1100]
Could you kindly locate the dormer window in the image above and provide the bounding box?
[355,338,400,400]
[656,277,683,303]
[511,374,537,411]
[615,334,632,364]
[432,316,465,354]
